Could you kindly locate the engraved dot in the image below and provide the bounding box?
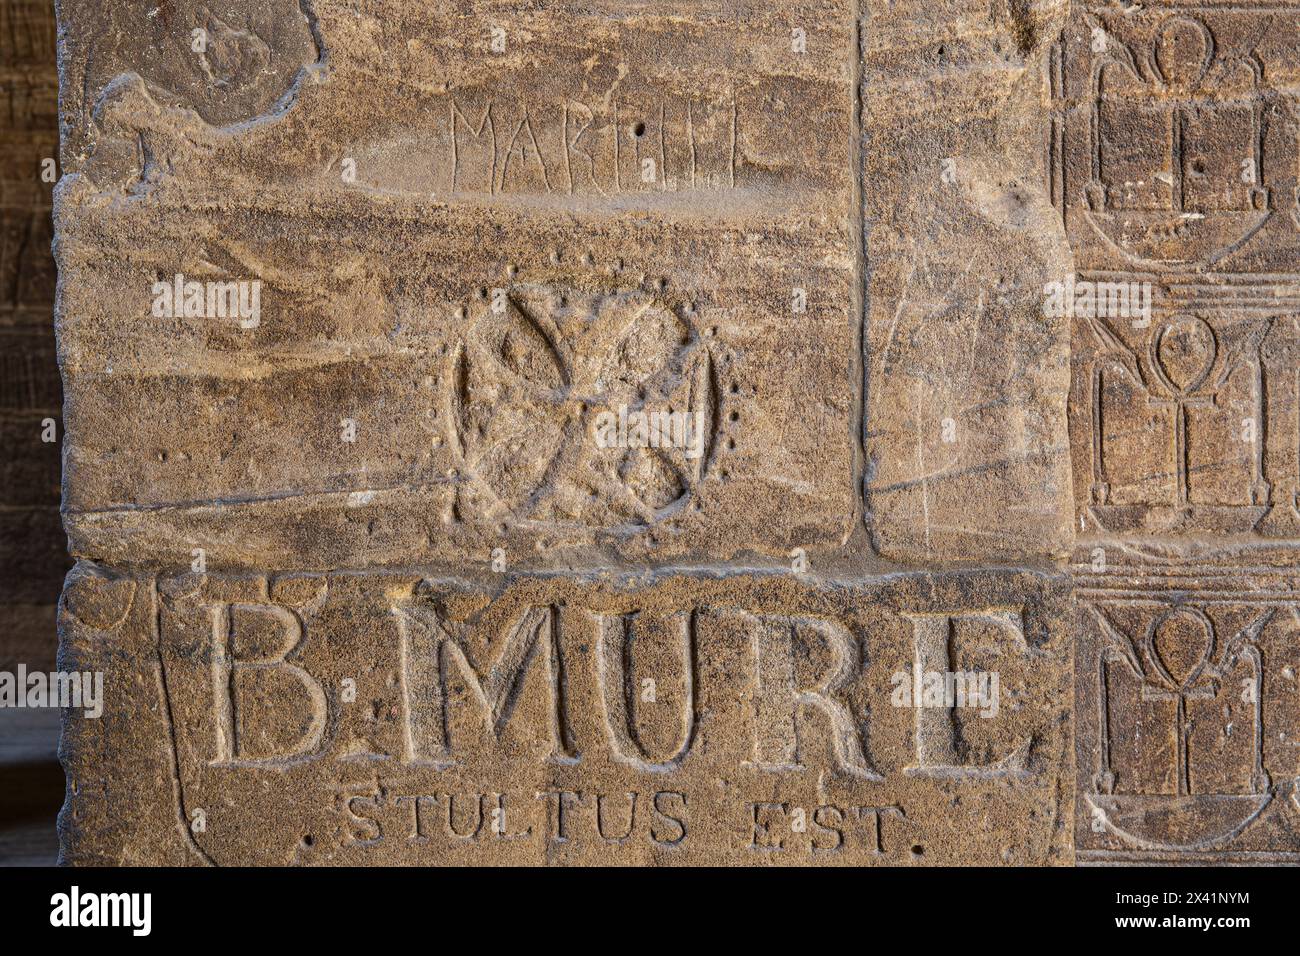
[633,122,646,137]
[730,383,740,394]
[911,844,925,856]
[302,834,314,848]
[729,411,740,422]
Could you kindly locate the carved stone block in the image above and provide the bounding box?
[1057,4,1300,545]
[47,0,1300,867]
[54,0,860,571]
[59,565,1071,864]
[1060,0,1300,864]
[1075,564,1300,863]
[863,0,1074,563]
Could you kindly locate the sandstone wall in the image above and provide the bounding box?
[48,0,1300,864]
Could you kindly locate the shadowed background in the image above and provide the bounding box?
[0,0,68,867]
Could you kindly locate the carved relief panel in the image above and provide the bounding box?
[1056,3,1300,544]
[1076,565,1300,862]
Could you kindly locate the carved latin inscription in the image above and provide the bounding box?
[393,602,576,767]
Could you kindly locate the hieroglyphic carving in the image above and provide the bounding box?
[1060,3,1300,847]
[1076,566,1300,862]
[0,0,56,151]
[1060,5,1300,541]
[0,207,54,309]
[1079,297,1273,533]
[1064,275,1300,540]
[0,331,58,412]
[1088,605,1272,844]
[1080,13,1273,271]
[1048,31,1067,214]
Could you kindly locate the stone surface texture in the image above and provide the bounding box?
[48,0,1300,864]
